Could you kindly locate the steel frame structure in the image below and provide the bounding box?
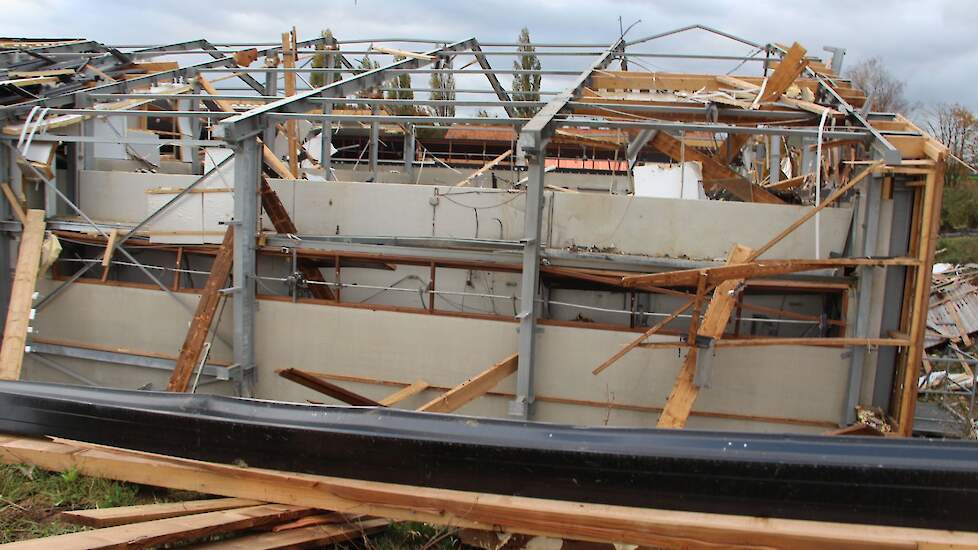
[0,24,948,433]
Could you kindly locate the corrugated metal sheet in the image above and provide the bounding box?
[926,271,978,348]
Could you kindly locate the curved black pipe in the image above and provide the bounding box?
[0,381,975,531]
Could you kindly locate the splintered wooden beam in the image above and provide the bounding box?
[5,503,314,549]
[0,209,45,381]
[418,353,518,413]
[191,518,389,549]
[620,256,917,288]
[60,498,264,528]
[657,245,753,429]
[455,149,512,187]
[277,368,383,407]
[167,227,234,392]
[2,436,976,550]
[592,300,695,376]
[0,182,26,225]
[760,42,809,103]
[649,132,783,204]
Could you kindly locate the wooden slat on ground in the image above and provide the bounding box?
[4,503,313,549]
[657,245,753,429]
[188,518,388,549]
[0,209,45,380]
[418,353,518,413]
[60,497,263,528]
[0,436,974,549]
[167,227,234,392]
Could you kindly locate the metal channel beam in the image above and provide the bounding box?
[30,343,242,381]
[220,38,478,142]
[511,38,625,419]
[470,40,517,118]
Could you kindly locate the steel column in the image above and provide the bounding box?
[403,123,415,178]
[0,144,10,339]
[232,137,260,387]
[511,146,548,419]
[369,106,379,178]
[321,101,333,180]
[842,172,883,424]
[189,72,203,175]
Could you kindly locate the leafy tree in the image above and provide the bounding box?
[385,55,418,115]
[356,54,381,98]
[429,62,456,118]
[310,29,337,88]
[511,27,541,118]
[846,57,912,114]
[928,103,978,186]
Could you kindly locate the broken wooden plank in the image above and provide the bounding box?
[765,173,808,191]
[0,209,45,381]
[167,227,233,392]
[1,436,975,550]
[378,379,430,406]
[657,245,753,429]
[370,44,434,61]
[189,518,389,549]
[4,503,314,549]
[455,149,512,187]
[277,368,383,406]
[621,256,917,288]
[760,43,809,103]
[100,228,118,268]
[649,132,783,204]
[1,182,26,225]
[592,300,696,375]
[60,498,264,528]
[418,353,517,413]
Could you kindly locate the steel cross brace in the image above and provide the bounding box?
[20,148,232,314]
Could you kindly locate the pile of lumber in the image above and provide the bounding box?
[0,435,976,549]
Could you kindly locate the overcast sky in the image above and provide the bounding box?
[4,0,975,115]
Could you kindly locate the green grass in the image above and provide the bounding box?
[338,522,463,550]
[0,463,202,544]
